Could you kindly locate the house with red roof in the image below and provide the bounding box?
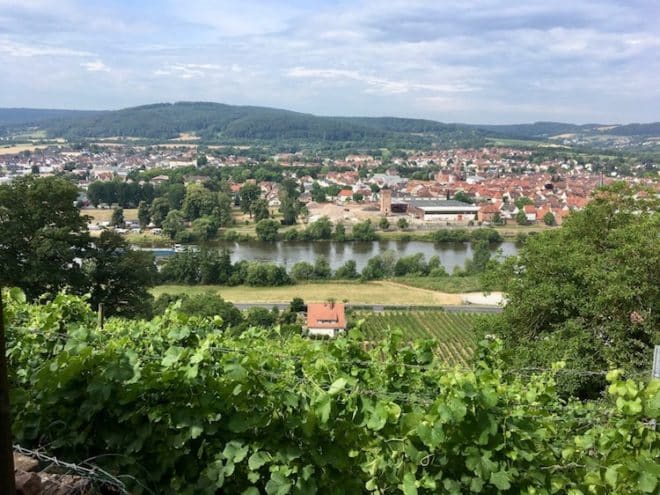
[306,302,346,338]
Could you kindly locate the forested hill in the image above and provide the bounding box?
[2,102,659,144]
[6,102,489,146]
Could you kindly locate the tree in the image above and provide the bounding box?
[150,197,170,227]
[352,220,377,241]
[182,184,216,220]
[111,207,124,227]
[397,217,409,230]
[84,231,156,318]
[215,193,234,227]
[196,154,208,167]
[515,196,534,210]
[333,223,346,241]
[492,212,504,226]
[453,191,474,203]
[352,192,363,202]
[191,216,219,241]
[465,240,491,274]
[291,261,315,281]
[516,209,529,226]
[255,219,280,242]
[289,297,306,313]
[310,182,326,203]
[162,209,185,239]
[313,255,332,279]
[486,183,659,397]
[137,201,151,228]
[0,176,90,298]
[379,217,390,230]
[542,211,556,226]
[334,260,358,279]
[253,199,270,222]
[239,183,261,218]
[306,216,332,240]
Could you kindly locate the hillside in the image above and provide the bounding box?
[2,103,658,146]
[0,102,494,146]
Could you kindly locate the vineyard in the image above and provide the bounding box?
[358,311,485,366]
[4,291,659,494]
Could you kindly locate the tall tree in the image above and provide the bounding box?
[0,176,90,298]
[239,183,261,218]
[111,207,124,227]
[486,183,659,397]
[137,201,151,228]
[84,231,156,318]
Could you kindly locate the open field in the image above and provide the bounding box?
[0,143,52,154]
[357,311,488,365]
[82,208,138,222]
[152,280,466,305]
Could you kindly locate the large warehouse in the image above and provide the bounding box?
[381,193,479,224]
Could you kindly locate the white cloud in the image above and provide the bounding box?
[0,38,93,57]
[286,67,477,95]
[82,60,110,72]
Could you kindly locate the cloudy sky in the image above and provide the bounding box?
[1,0,658,123]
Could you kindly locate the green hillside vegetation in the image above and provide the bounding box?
[357,311,485,365]
[27,102,491,146]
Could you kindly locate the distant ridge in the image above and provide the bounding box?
[1,102,658,145]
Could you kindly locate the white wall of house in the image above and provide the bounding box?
[308,328,340,338]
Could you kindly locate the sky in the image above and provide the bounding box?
[1,0,659,124]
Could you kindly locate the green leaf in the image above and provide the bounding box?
[316,394,331,424]
[266,472,292,495]
[190,424,203,439]
[328,377,347,396]
[242,488,259,495]
[401,472,418,495]
[490,470,511,490]
[161,346,184,368]
[638,472,657,493]
[223,441,249,463]
[248,451,270,471]
[605,465,619,487]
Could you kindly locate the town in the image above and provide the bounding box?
[1,142,655,238]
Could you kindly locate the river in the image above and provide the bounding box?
[148,240,518,274]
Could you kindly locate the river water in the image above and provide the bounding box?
[150,241,518,274]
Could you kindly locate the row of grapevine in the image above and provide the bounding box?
[4,291,659,495]
[357,311,485,365]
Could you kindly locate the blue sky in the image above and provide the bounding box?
[1,0,658,123]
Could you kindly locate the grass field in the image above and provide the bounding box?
[357,311,488,365]
[82,208,138,222]
[152,281,465,305]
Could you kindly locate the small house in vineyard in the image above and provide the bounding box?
[306,302,346,338]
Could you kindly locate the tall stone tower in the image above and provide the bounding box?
[380,188,392,215]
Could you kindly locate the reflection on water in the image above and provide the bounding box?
[178,240,520,273]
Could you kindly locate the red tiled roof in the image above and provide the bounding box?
[307,303,346,329]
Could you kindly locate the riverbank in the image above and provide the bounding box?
[152,279,502,306]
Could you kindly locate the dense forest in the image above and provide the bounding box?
[2,103,659,148]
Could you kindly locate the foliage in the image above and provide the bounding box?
[516,209,529,226]
[255,219,280,242]
[239,183,262,218]
[162,209,185,239]
[427,228,502,243]
[397,217,409,230]
[84,231,156,318]
[0,176,90,298]
[334,260,359,279]
[253,199,270,222]
[137,200,151,228]
[110,207,124,227]
[4,291,659,494]
[487,182,660,397]
[357,311,484,365]
[352,219,378,241]
[379,217,390,230]
[542,211,556,226]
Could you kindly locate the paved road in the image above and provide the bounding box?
[233,303,502,313]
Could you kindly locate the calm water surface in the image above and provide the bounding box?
[152,241,518,274]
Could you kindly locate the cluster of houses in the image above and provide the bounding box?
[1,143,656,227]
